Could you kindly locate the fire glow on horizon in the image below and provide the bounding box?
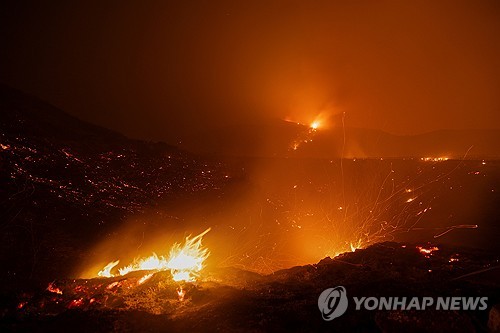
[286,114,327,151]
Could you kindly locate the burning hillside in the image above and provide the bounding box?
[7,242,500,332]
[1,87,500,332]
[0,86,233,281]
[2,0,500,330]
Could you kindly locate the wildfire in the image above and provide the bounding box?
[288,118,324,151]
[95,228,211,283]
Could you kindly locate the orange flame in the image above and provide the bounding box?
[95,228,211,283]
[97,260,119,278]
[137,273,154,285]
[177,286,186,301]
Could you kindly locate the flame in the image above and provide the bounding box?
[349,239,363,252]
[95,228,210,283]
[118,255,168,276]
[177,286,186,301]
[97,260,119,278]
[310,121,320,130]
[166,228,210,282]
[138,273,154,285]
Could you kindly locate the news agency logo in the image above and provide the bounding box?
[318,286,488,321]
[318,286,349,321]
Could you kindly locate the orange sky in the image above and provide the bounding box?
[1,0,499,141]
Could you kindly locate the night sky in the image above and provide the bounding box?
[1,0,500,142]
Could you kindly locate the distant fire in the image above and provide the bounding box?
[96,228,210,283]
[288,118,324,151]
[420,157,449,162]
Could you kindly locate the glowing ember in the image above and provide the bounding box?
[67,298,84,309]
[46,282,63,295]
[106,281,122,290]
[95,228,211,283]
[416,245,439,258]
